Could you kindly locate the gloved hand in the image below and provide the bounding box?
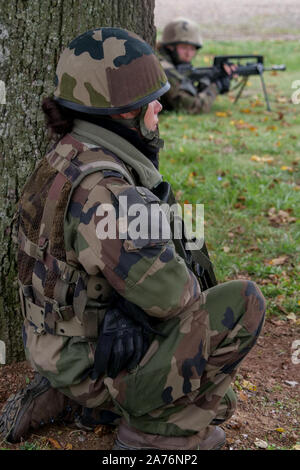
[94,307,150,379]
[215,74,231,94]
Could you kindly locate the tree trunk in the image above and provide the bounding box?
[0,0,156,363]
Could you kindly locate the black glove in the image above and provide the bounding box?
[93,307,150,379]
[215,74,231,94]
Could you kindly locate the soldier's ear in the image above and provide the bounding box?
[113,108,141,120]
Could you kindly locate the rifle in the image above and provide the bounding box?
[177,55,286,111]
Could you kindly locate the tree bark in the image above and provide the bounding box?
[0,0,156,363]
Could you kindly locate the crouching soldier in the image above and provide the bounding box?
[0,27,265,450]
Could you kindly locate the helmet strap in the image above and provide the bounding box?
[111,105,164,151]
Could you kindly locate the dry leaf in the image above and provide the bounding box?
[242,380,257,392]
[94,425,106,436]
[276,96,287,103]
[280,165,293,172]
[268,255,289,266]
[65,443,73,450]
[267,207,296,226]
[251,155,274,164]
[215,111,228,117]
[239,390,248,402]
[223,246,230,253]
[47,437,62,449]
[234,202,246,209]
[287,313,297,322]
[255,439,268,449]
[275,428,285,433]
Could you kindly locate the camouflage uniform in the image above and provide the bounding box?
[19,117,266,436]
[157,18,218,114]
[158,47,218,114]
[14,28,265,440]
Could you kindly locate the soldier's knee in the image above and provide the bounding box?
[242,280,266,337]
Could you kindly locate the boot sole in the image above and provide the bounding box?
[0,376,50,443]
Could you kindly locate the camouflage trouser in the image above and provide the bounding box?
[57,279,265,436]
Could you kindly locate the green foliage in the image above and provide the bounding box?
[159,40,300,320]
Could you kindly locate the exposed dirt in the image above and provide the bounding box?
[0,318,299,451]
[155,0,300,40]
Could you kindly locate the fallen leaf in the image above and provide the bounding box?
[267,207,296,226]
[268,255,289,266]
[287,312,297,322]
[234,203,246,209]
[276,96,287,103]
[239,390,248,402]
[275,428,285,433]
[242,380,257,392]
[251,99,264,107]
[292,444,300,450]
[284,380,298,387]
[280,165,293,172]
[215,111,228,117]
[47,437,62,449]
[94,425,106,435]
[255,439,268,449]
[251,155,274,164]
[65,443,73,450]
[223,246,230,253]
[241,108,251,113]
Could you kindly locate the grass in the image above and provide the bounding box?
[159,40,300,320]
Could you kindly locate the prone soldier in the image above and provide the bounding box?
[157,17,234,113]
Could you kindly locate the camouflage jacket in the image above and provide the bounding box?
[65,119,200,319]
[19,119,200,389]
[157,47,218,114]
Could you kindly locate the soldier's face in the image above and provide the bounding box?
[143,100,163,131]
[176,44,197,63]
[114,100,162,132]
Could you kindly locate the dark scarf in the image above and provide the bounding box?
[72,114,160,170]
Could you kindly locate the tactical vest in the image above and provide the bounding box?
[17,123,216,340]
[17,133,135,339]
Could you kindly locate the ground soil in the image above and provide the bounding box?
[0,318,299,451]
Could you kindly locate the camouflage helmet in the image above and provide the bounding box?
[161,18,203,49]
[54,28,170,115]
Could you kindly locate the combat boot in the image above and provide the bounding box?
[0,372,81,443]
[75,406,121,431]
[113,419,226,450]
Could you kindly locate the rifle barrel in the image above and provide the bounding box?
[263,65,286,71]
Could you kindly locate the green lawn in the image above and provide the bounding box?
[159,40,300,319]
